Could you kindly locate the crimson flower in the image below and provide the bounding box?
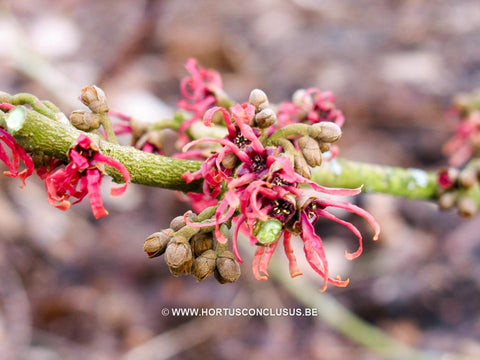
[181,102,380,290]
[177,58,223,146]
[42,134,130,218]
[443,110,480,166]
[277,88,344,128]
[0,127,34,188]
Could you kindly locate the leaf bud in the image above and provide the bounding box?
[294,155,311,179]
[191,232,214,257]
[69,110,101,131]
[191,250,217,281]
[298,136,322,167]
[255,108,277,128]
[214,250,241,284]
[80,85,109,113]
[309,122,342,143]
[165,235,193,276]
[170,216,186,232]
[249,89,269,111]
[143,229,174,258]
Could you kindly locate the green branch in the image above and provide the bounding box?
[5,106,202,191]
[312,158,438,200]
[5,104,480,210]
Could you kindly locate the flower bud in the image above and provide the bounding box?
[255,108,277,128]
[80,85,109,113]
[457,196,477,218]
[298,136,322,167]
[165,236,193,276]
[292,89,310,106]
[459,169,477,188]
[438,192,457,210]
[70,110,101,131]
[221,152,238,169]
[191,232,214,257]
[191,250,217,281]
[143,229,174,258]
[294,155,311,179]
[309,122,342,143]
[319,142,331,153]
[214,250,241,284]
[170,216,186,232]
[249,89,269,111]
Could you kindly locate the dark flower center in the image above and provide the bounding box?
[234,132,250,149]
[250,154,266,173]
[270,199,295,224]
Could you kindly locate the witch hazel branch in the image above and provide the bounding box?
[1,59,479,291]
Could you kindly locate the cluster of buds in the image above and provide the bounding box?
[437,163,480,217]
[70,85,109,132]
[143,214,241,284]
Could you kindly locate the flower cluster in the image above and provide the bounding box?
[40,134,130,219]
[141,63,380,290]
[277,88,345,128]
[1,96,131,218]
[443,110,480,166]
[176,99,379,290]
[176,58,225,147]
[437,164,480,217]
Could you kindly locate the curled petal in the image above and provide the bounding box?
[283,232,302,278]
[258,240,279,277]
[252,247,268,281]
[232,215,245,263]
[93,153,131,196]
[317,198,380,241]
[316,209,363,260]
[301,212,349,291]
[85,169,109,219]
[183,137,251,164]
[0,128,34,187]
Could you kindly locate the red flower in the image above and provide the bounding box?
[277,88,344,128]
[43,134,130,218]
[0,128,34,188]
[181,103,380,290]
[177,58,223,146]
[443,110,480,166]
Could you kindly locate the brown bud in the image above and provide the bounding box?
[249,89,269,111]
[143,229,174,258]
[319,142,331,153]
[70,110,101,131]
[309,122,342,143]
[459,169,477,188]
[298,136,322,167]
[214,250,241,284]
[191,232,214,257]
[80,85,109,113]
[170,216,186,232]
[191,250,217,281]
[292,89,309,106]
[294,155,311,179]
[457,196,477,218]
[0,91,11,103]
[165,236,193,276]
[221,152,238,169]
[438,192,457,210]
[255,108,277,128]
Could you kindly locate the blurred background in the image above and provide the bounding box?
[0,0,479,359]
